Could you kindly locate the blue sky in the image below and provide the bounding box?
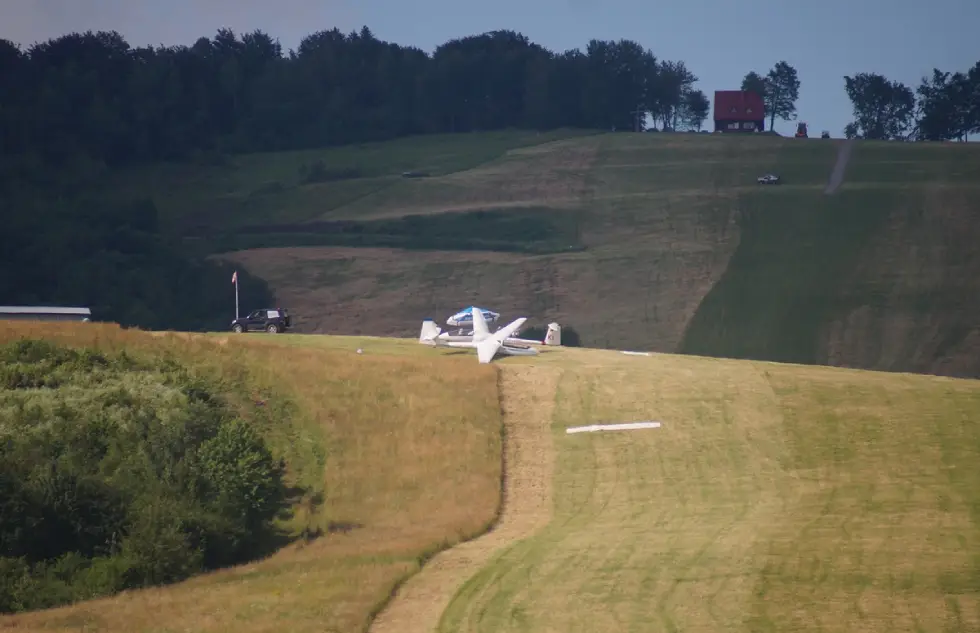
[3,0,977,137]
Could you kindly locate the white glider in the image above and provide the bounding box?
[419,308,547,363]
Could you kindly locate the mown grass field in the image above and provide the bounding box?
[219,132,837,347]
[3,327,979,632]
[0,323,502,633]
[100,129,601,233]
[88,128,980,376]
[681,138,980,375]
[220,133,980,377]
[424,348,980,633]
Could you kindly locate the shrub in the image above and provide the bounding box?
[0,340,289,613]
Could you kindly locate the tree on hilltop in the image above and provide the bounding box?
[843,72,916,140]
[0,26,717,165]
[764,62,801,131]
[648,59,698,130]
[740,63,800,131]
[740,71,766,99]
[678,89,710,131]
[914,62,980,141]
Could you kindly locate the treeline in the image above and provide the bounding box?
[841,65,980,141]
[0,194,272,331]
[0,27,713,171]
[0,340,287,613]
[2,25,978,170]
[737,61,980,141]
[1,25,976,330]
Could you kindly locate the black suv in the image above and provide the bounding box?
[231,308,291,333]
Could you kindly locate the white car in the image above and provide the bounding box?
[757,173,781,185]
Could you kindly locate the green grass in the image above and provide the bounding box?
[198,206,586,255]
[5,326,980,632]
[433,351,980,633]
[679,137,980,373]
[0,323,503,633]
[85,128,980,376]
[843,140,980,185]
[588,132,837,197]
[211,130,980,377]
[679,187,895,364]
[99,129,602,233]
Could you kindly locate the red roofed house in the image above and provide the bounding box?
[713,90,765,133]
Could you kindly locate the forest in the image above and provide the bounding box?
[0,25,977,329]
[1,25,976,166]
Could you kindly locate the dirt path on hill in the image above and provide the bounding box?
[367,365,560,633]
[825,138,856,194]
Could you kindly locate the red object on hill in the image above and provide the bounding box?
[713,90,765,132]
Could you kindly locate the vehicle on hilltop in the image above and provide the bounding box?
[231,308,291,333]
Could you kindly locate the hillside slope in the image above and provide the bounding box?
[223,132,830,350]
[4,333,979,632]
[113,130,980,377]
[373,347,980,633]
[681,139,980,377]
[0,325,502,633]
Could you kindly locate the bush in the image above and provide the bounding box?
[197,419,286,533]
[0,340,288,614]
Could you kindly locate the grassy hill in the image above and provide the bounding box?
[5,330,979,632]
[425,348,980,633]
[681,139,980,377]
[0,324,502,633]
[96,130,980,377]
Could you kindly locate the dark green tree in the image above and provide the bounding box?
[844,72,916,140]
[914,64,978,141]
[764,61,801,131]
[679,89,710,131]
[740,71,766,99]
[649,59,697,130]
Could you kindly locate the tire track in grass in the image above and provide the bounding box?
[441,358,792,633]
[434,369,598,633]
[367,365,560,633]
[825,139,856,194]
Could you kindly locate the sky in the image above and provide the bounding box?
[2,0,978,137]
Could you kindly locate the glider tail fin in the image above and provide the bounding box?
[544,323,562,346]
[471,308,491,339]
[419,319,442,344]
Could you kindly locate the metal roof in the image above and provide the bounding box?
[0,306,91,315]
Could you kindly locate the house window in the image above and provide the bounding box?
[743,122,755,129]
[730,106,737,113]
[746,107,753,113]
[728,122,739,130]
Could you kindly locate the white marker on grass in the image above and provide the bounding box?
[565,421,661,434]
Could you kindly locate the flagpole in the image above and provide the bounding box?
[233,271,239,320]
